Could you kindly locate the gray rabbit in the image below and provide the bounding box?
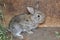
[8,7,45,39]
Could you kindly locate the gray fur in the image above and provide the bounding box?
[8,7,45,39]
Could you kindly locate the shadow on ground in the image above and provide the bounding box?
[13,27,60,40]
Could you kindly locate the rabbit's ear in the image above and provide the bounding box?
[27,7,35,14]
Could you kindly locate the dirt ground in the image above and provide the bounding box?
[13,27,60,40]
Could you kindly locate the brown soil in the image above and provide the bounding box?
[2,0,60,27]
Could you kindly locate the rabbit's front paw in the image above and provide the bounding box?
[16,33,23,39]
[18,35,23,39]
[27,30,33,34]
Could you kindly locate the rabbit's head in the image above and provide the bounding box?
[27,7,45,24]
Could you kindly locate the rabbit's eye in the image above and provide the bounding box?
[38,15,40,17]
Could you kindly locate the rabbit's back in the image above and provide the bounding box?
[9,13,34,31]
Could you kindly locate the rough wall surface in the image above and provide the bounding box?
[3,0,60,27]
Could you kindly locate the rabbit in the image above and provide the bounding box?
[8,6,45,39]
